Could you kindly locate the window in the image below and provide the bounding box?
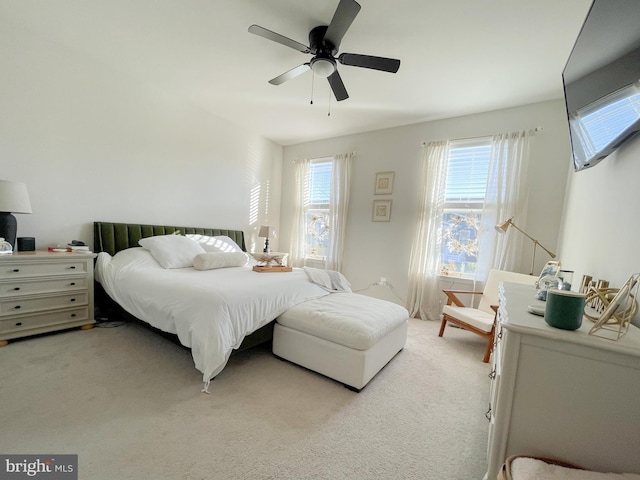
[440,139,491,277]
[304,159,332,261]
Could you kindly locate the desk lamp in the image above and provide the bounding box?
[495,217,556,275]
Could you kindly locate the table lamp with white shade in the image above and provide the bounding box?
[258,225,275,254]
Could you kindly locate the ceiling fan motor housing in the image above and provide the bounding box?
[309,25,336,56]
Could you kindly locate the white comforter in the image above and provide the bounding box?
[95,248,329,387]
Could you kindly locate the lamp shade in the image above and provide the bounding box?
[495,218,512,233]
[259,225,274,238]
[0,180,32,214]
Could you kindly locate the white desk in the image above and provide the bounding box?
[486,282,640,479]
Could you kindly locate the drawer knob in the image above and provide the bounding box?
[69,266,76,270]
[69,282,76,286]
[70,298,76,302]
[13,287,20,291]
[12,269,20,273]
[70,314,76,318]
[15,322,22,326]
[14,305,21,310]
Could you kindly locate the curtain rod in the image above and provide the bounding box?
[292,151,357,163]
[421,127,543,147]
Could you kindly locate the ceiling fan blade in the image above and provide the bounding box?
[327,70,349,101]
[338,53,400,73]
[248,24,311,54]
[324,0,361,51]
[269,64,311,85]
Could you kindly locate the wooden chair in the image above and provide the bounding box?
[439,269,537,362]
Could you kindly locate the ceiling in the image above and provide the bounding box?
[0,0,594,146]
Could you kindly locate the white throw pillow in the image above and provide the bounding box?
[193,252,250,270]
[138,235,205,269]
[186,234,243,253]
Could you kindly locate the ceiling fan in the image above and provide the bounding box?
[248,0,400,101]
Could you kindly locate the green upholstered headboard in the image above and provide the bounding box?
[94,222,247,256]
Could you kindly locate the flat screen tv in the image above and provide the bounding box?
[563,0,640,171]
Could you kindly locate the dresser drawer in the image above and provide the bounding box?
[0,260,88,279]
[0,292,88,316]
[0,307,90,335]
[0,277,89,296]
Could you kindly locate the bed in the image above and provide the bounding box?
[94,221,334,391]
[94,221,408,392]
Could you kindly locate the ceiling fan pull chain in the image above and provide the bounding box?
[328,86,332,116]
[310,73,315,105]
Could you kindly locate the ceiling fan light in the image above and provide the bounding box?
[311,57,336,78]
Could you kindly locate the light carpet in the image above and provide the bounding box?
[0,318,491,479]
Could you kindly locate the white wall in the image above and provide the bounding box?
[0,20,282,253]
[280,101,572,305]
[558,135,640,323]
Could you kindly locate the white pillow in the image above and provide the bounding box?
[186,234,244,253]
[138,235,205,269]
[193,252,250,270]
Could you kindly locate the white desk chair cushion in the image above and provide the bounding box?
[441,305,495,332]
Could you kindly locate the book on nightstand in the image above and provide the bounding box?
[67,245,91,252]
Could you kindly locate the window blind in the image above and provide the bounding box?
[308,161,332,205]
[445,141,491,204]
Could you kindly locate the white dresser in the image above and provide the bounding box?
[0,251,96,345]
[486,282,640,479]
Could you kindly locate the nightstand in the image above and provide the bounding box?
[0,251,97,346]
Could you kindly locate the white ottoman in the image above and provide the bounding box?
[273,293,409,391]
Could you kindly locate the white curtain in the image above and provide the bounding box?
[289,158,310,268]
[407,141,449,320]
[476,130,534,277]
[407,131,535,321]
[289,153,353,271]
[326,152,353,271]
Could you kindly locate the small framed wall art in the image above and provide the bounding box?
[374,171,394,195]
[372,200,392,222]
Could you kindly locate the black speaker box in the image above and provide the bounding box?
[17,237,35,252]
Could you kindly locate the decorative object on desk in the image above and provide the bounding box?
[0,179,32,251]
[0,237,12,254]
[545,289,586,331]
[535,260,561,301]
[251,251,288,267]
[17,236,35,252]
[258,225,275,253]
[527,304,546,316]
[372,199,391,222]
[374,171,394,195]
[587,273,639,341]
[579,274,593,294]
[583,278,610,312]
[558,269,574,290]
[495,217,556,275]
